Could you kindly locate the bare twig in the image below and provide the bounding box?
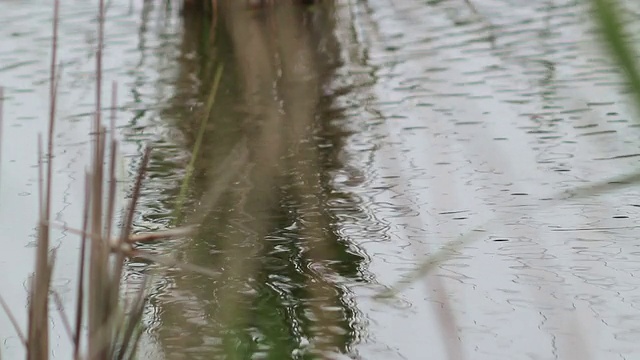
[73,172,91,360]
[0,295,26,345]
[128,251,220,278]
[47,221,218,278]
[0,86,4,188]
[52,291,75,344]
[110,147,152,305]
[48,221,197,245]
[105,81,118,247]
[115,276,149,360]
[37,135,44,219]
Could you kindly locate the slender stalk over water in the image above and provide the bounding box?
[174,64,224,222]
[0,295,25,346]
[73,173,91,360]
[105,82,118,255]
[28,0,59,357]
[88,0,107,356]
[0,86,3,188]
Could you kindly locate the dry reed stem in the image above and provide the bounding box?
[0,295,26,346]
[84,306,125,360]
[108,146,151,339]
[49,221,196,245]
[88,128,108,360]
[127,226,197,242]
[28,0,59,357]
[37,135,43,219]
[52,291,74,344]
[116,146,151,242]
[95,0,104,136]
[109,81,116,144]
[88,0,106,353]
[113,276,149,360]
[105,81,118,243]
[73,172,91,360]
[47,220,220,278]
[105,139,117,241]
[0,86,3,188]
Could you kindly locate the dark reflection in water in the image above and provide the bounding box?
[137,3,370,359]
[95,0,640,359]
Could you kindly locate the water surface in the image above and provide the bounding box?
[3,1,640,359]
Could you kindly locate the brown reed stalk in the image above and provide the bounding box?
[27,0,59,357]
[87,0,107,355]
[0,86,3,188]
[72,172,91,360]
[105,81,118,243]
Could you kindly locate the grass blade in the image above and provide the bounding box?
[174,64,224,222]
[0,295,26,346]
[592,0,640,115]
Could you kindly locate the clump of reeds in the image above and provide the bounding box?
[0,1,216,359]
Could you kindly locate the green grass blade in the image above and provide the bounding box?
[592,0,640,114]
[174,64,224,223]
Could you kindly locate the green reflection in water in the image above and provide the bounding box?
[128,2,372,359]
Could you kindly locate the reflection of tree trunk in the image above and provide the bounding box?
[216,3,342,352]
[206,6,288,344]
[156,2,357,358]
[271,5,347,352]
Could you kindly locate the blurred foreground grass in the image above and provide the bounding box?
[383,0,640,297]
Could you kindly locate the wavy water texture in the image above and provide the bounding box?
[3,0,640,359]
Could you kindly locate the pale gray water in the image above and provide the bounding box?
[333,1,640,359]
[2,0,640,359]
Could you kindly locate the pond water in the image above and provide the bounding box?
[3,0,640,359]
